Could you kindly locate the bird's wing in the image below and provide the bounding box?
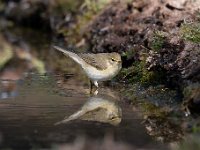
[78,53,108,70]
[54,46,85,66]
[54,46,108,70]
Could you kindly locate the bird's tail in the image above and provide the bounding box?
[53,46,85,66]
[54,110,84,126]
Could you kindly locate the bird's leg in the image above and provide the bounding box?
[93,81,99,95]
[94,81,98,88]
[89,81,99,95]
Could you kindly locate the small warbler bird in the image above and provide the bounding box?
[54,95,122,126]
[54,46,122,92]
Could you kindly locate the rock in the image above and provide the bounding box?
[182,83,200,115]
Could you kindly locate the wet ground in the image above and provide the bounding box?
[0,73,169,150]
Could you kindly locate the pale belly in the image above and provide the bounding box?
[83,65,121,81]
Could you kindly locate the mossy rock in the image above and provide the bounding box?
[119,60,165,85]
[150,31,166,52]
[180,22,200,43]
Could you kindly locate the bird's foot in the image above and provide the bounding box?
[94,89,98,95]
[89,80,99,95]
[89,88,98,96]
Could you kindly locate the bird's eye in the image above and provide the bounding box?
[110,116,115,120]
[111,58,115,61]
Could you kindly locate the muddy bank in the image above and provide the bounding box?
[83,0,200,114]
[85,0,200,84]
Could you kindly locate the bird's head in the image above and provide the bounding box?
[108,53,122,67]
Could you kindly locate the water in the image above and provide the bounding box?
[0,74,168,149]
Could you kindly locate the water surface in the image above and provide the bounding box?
[0,74,168,149]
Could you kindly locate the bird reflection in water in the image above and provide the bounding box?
[55,94,122,126]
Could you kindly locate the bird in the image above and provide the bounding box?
[53,46,122,93]
[54,95,122,126]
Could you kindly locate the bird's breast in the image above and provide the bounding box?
[83,64,121,81]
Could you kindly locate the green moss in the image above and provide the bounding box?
[180,22,200,43]
[192,124,200,133]
[120,60,165,85]
[84,0,111,13]
[122,49,136,59]
[141,102,168,117]
[54,0,84,13]
[151,31,166,51]
[129,31,166,83]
